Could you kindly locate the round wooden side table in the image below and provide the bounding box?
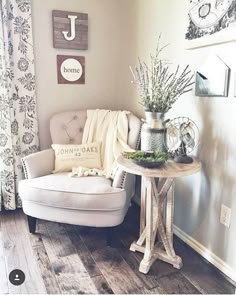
[117,156,201,274]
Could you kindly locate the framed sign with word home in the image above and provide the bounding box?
[57,55,85,84]
[52,10,88,50]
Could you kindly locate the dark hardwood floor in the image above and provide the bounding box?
[0,204,235,294]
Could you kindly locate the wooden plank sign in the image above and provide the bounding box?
[52,10,88,50]
[57,55,85,84]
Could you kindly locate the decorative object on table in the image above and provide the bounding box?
[123,150,169,168]
[165,117,199,164]
[130,35,194,152]
[57,55,85,84]
[52,10,88,50]
[185,0,236,49]
[141,112,169,152]
[195,55,230,97]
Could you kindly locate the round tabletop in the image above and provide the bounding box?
[117,156,201,178]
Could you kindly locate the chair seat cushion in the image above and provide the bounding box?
[19,173,126,211]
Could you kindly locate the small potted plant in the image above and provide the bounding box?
[130,35,194,151]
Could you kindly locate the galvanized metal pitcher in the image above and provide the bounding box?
[141,112,167,152]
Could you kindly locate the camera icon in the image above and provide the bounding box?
[9,269,25,286]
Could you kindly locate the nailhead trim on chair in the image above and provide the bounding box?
[120,172,127,189]
[120,121,142,189]
[21,158,29,179]
[135,121,142,150]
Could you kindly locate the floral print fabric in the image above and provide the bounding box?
[0,0,39,210]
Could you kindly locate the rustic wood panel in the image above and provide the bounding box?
[60,224,114,294]
[174,238,235,294]
[0,211,46,294]
[52,10,88,50]
[0,214,9,295]
[0,208,235,294]
[158,271,201,294]
[38,221,98,294]
[81,235,148,294]
[117,225,177,288]
[63,224,102,278]
[30,232,61,294]
[117,244,163,291]
[91,275,113,294]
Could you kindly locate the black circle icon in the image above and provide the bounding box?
[9,269,25,286]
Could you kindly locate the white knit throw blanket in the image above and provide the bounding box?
[81,109,134,178]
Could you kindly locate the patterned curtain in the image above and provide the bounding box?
[0,0,39,210]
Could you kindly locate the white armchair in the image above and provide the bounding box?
[19,110,141,243]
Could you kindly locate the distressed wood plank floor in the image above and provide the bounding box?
[0,204,235,294]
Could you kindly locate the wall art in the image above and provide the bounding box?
[52,10,88,50]
[185,0,236,49]
[57,55,85,84]
[195,55,230,96]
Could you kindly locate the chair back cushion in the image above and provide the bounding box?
[50,110,87,144]
[50,110,141,149]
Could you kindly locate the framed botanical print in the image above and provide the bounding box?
[185,0,236,49]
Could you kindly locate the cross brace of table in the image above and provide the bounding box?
[130,177,183,274]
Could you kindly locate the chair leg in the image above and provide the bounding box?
[27,215,37,234]
[106,227,114,247]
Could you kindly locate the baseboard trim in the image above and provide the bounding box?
[174,225,236,284]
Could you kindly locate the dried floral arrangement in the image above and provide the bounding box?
[130,36,194,113]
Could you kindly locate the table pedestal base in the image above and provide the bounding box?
[130,177,183,274]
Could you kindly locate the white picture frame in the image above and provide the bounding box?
[185,0,236,50]
[185,25,236,50]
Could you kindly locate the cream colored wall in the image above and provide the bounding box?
[32,0,236,280]
[120,0,236,280]
[32,0,131,149]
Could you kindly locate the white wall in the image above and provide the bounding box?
[120,0,236,281]
[32,0,132,149]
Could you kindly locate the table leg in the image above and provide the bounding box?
[156,178,182,269]
[130,177,147,252]
[130,177,183,274]
[139,177,153,274]
[130,176,147,252]
[140,176,146,235]
[165,182,183,269]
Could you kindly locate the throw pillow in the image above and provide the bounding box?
[52,143,101,173]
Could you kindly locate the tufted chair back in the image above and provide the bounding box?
[50,110,141,150]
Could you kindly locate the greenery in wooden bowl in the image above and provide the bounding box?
[124,150,169,168]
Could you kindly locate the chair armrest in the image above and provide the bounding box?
[22,149,55,179]
[112,168,136,199]
[112,167,126,189]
